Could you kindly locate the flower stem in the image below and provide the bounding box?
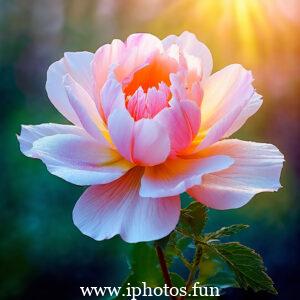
[179,243,203,300]
[155,244,177,300]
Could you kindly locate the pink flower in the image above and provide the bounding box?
[18,32,284,243]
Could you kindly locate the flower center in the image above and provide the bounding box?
[126,83,171,121]
[123,52,178,96]
[122,52,177,121]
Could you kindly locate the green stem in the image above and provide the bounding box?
[178,253,192,270]
[180,243,203,300]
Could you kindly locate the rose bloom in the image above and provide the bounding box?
[18,32,284,243]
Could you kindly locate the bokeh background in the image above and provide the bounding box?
[1,0,299,299]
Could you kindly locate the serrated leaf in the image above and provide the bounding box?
[207,242,277,294]
[206,224,249,241]
[204,271,239,289]
[178,201,207,238]
[198,245,238,290]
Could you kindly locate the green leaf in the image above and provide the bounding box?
[129,243,163,286]
[112,243,164,299]
[178,201,207,238]
[207,242,277,294]
[204,271,239,289]
[198,245,238,289]
[206,224,249,241]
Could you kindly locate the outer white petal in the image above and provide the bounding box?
[73,168,180,242]
[64,74,109,144]
[188,139,284,209]
[195,64,255,151]
[18,124,133,185]
[18,123,87,157]
[223,93,263,138]
[46,52,94,125]
[140,155,234,198]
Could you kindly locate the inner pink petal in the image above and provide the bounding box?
[127,83,171,121]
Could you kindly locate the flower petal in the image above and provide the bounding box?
[223,93,263,138]
[132,118,170,166]
[126,33,163,52]
[155,99,200,155]
[92,39,125,104]
[18,123,87,157]
[140,155,234,198]
[93,34,163,103]
[64,51,94,97]
[188,139,284,209]
[196,98,248,151]
[100,73,125,121]
[64,74,109,144]
[116,33,164,83]
[73,167,180,242]
[29,132,132,185]
[108,109,171,166]
[162,31,213,77]
[201,64,254,129]
[195,64,255,151]
[46,52,94,125]
[108,108,134,162]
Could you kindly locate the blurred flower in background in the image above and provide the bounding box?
[0,0,299,299]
